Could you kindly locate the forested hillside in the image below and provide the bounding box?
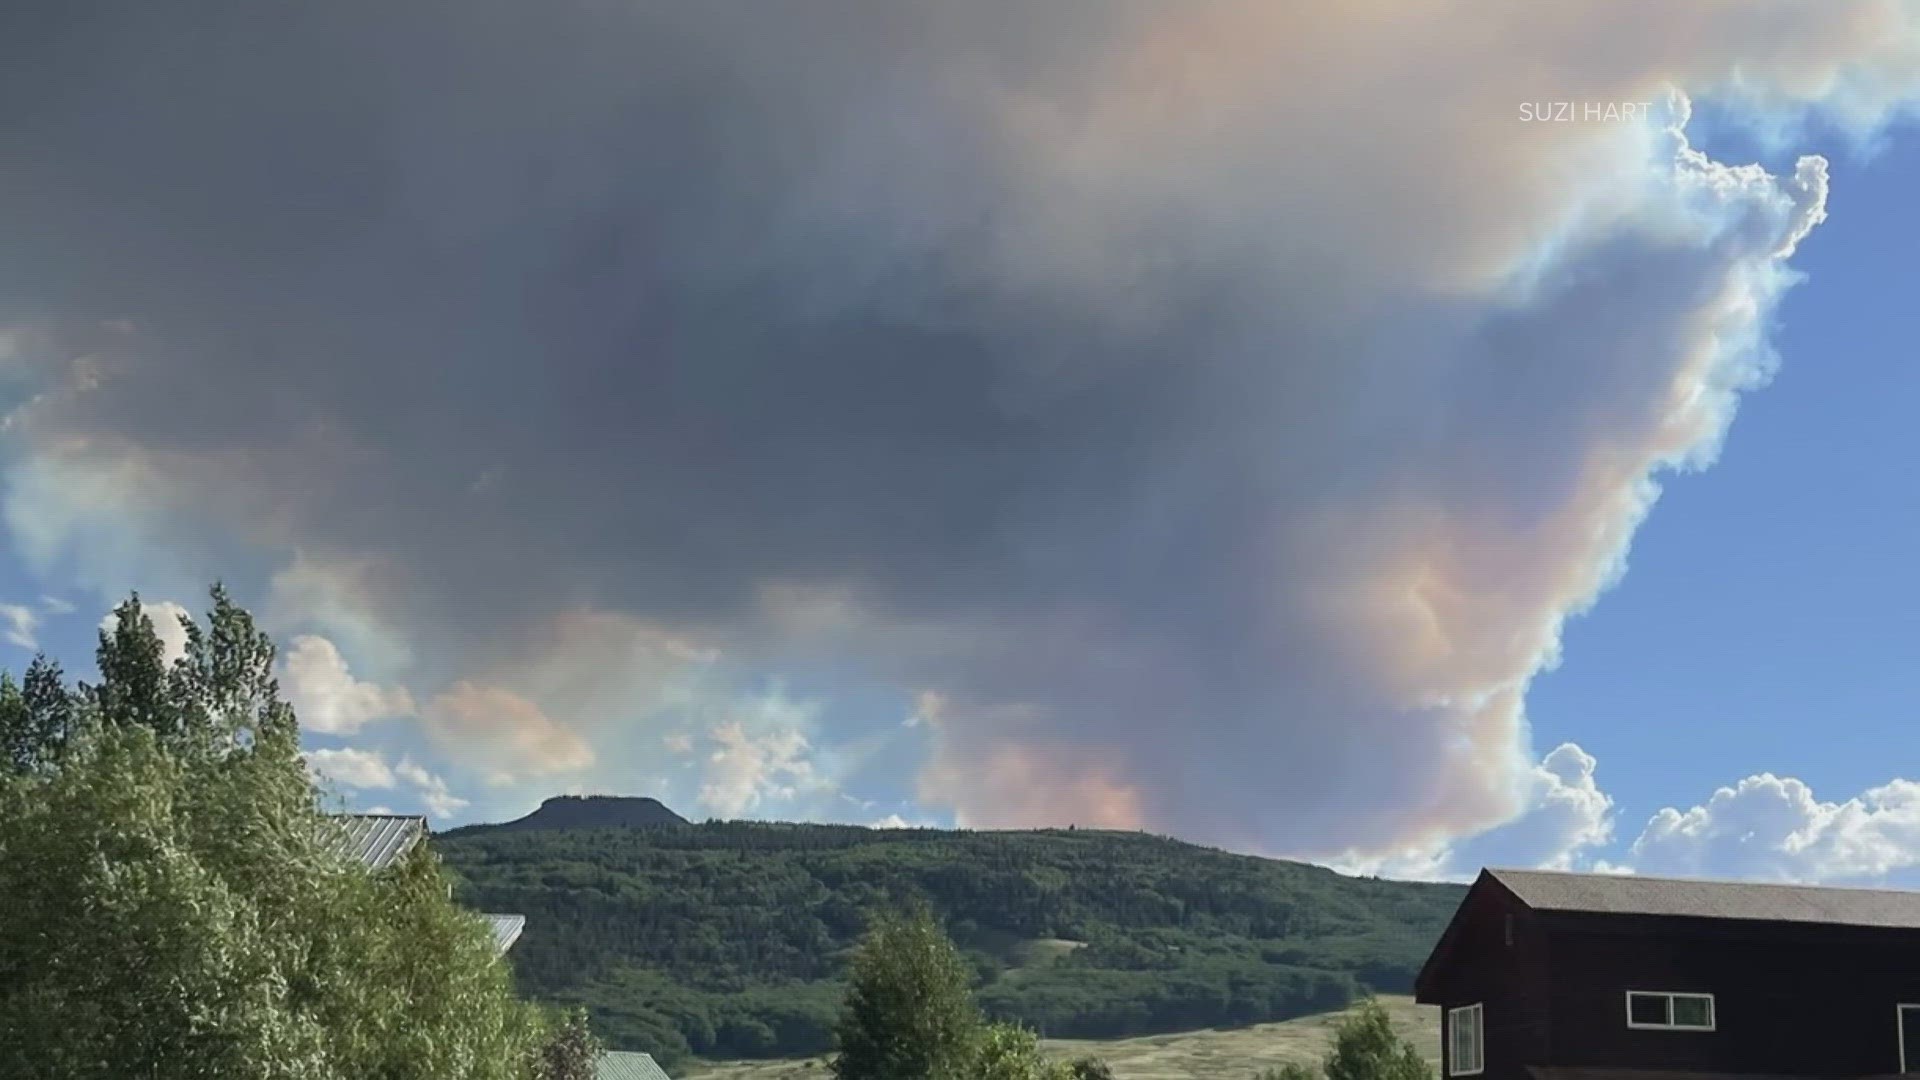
[436,815,1462,1068]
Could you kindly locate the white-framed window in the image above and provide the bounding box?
[1625,991,1715,1031]
[1897,1003,1920,1074]
[1448,1002,1484,1076]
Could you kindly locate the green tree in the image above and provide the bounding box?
[86,592,183,742]
[1261,999,1431,1080]
[1067,1059,1118,1080]
[970,1022,1073,1080]
[830,904,981,1080]
[535,1009,605,1080]
[0,655,80,773]
[0,585,549,1079]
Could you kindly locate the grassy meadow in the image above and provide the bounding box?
[683,994,1440,1080]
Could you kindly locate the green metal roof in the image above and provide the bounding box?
[596,1050,672,1080]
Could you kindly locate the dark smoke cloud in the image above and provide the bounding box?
[0,1,1903,859]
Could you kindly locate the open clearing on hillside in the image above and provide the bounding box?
[685,994,1439,1080]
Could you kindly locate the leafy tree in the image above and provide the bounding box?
[1325,999,1431,1080]
[1067,1059,1117,1080]
[0,656,80,773]
[536,1009,606,1080]
[86,592,183,741]
[0,585,549,1079]
[969,1022,1073,1080]
[1260,999,1431,1080]
[830,904,981,1080]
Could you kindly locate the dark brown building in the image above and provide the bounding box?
[1416,867,1920,1080]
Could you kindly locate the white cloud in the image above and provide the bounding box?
[1451,742,1616,873]
[1625,773,1920,884]
[305,746,468,819]
[264,550,415,679]
[697,696,835,819]
[1334,742,1615,881]
[38,595,74,616]
[281,634,416,736]
[0,604,37,649]
[99,599,192,667]
[304,746,398,790]
[1400,755,1920,887]
[395,757,469,820]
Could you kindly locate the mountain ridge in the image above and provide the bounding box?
[442,794,690,835]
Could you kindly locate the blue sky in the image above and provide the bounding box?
[1530,112,1920,832]
[6,3,1920,885]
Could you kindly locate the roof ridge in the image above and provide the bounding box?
[1487,866,1918,897]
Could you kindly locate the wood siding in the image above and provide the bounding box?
[1419,871,1920,1078]
[1541,910,1920,1077]
[1423,880,1553,1080]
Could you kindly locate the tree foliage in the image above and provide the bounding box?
[831,904,981,1080]
[0,586,555,1079]
[829,906,1091,1080]
[969,1022,1075,1080]
[434,818,1459,1061]
[1323,999,1432,1080]
[1258,999,1433,1080]
[535,1009,606,1080]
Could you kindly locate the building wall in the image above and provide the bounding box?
[1541,911,1920,1077]
[1427,883,1553,1080]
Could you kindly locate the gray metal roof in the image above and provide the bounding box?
[1528,1060,1843,1068]
[1490,867,1920,929]
[480,913,526,955]
[596,1050,672,1080]
[323,814,427,871]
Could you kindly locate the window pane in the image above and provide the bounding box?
[1629,994,1669,1026]
[1450,1007,1481,1074]
[1466,1008,1481,1070]
[1671,996,1711,1028]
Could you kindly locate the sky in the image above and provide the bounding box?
[4,1,1920,884]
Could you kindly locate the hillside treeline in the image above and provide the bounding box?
[436,820,1461,1066]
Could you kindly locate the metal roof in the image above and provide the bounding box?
[596,1050,672,1080]
[323,814,427,871]
[1528,1060,1843,1068]
[1490,867,1920,929]
[481,913,526,955]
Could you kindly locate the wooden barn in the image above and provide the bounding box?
[1416,867,1920,1080]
